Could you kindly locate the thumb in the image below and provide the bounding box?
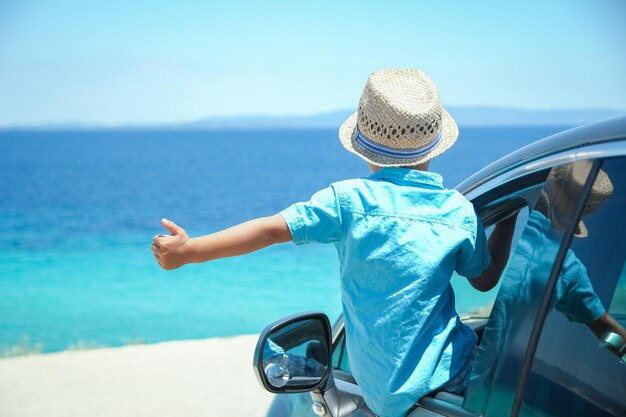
[161,218,185,236]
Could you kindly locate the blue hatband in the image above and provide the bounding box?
[352,124,442,159]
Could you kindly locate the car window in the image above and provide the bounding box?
[465,160,598,417]
[520,157,626,417]
[331,331,351,373]
[453,205,531,317]
[453,171,547,317]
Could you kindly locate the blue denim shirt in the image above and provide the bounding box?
[280,168,491,417]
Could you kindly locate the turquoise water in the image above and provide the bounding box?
[0,127,568,352]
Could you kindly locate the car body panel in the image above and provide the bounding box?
[458,116,626,199]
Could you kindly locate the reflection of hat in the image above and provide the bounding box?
[551,166,614,237]
[338,69,458,167]
[581,169,613,217]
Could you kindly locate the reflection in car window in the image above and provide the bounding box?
[521,158,626,417]
[465,160,597,416]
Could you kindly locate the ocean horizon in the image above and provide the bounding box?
[0,126,571,353]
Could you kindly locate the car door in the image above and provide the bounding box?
[460,157,626,417]
[513,157,626,417]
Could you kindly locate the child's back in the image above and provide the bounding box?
[280,167,490,416]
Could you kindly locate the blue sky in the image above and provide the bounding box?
[1,0,625,126]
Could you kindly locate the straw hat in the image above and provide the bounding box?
[550,165,614,237]
[339,69,458,167]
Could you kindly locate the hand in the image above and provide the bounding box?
[152,218,194,270]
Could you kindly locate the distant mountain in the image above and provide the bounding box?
[171,106,625,129]
[446,106,624,127]
[3,107,624,130]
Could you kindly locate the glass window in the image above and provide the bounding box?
[331,333,351,373]
[455,171,547,317]
[465,160,597,416]
[453,204,531,317]
[521,158,626,417]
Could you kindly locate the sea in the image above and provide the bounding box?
[0,126,570,353]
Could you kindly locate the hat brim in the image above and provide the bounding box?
[338,108,459,167]
[574,220,588,238]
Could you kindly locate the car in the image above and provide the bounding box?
[252,116,626,417]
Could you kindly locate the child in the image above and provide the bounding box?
[151,69,515,417]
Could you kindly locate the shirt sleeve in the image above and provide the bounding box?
[554,251,606,323]
[455,216,492,278]
[279,186,342,245]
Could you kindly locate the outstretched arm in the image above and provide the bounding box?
[152,215,292,270]
[468,212,519,292]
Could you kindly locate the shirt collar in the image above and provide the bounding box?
[369,167,444,190]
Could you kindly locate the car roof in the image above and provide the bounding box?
[456,115,626,196]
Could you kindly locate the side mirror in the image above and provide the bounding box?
[253,311,332,393]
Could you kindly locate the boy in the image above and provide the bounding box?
[151,69,515,417]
